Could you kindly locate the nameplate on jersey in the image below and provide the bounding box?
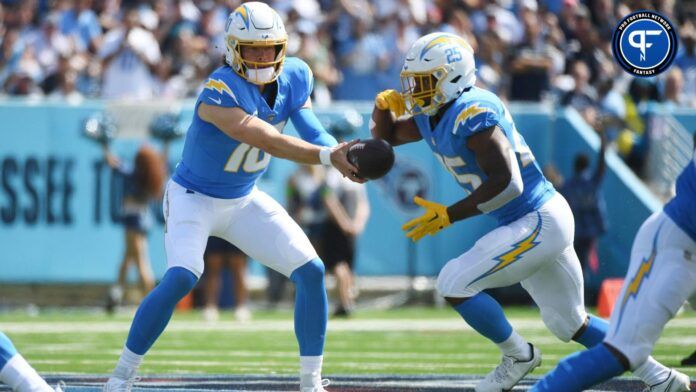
[453,104,493,135]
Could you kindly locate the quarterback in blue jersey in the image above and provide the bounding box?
[371,32,683,392]
[104,3,362,392]
[532,148,696,392]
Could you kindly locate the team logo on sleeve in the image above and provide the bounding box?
[452,104,492,135]
[612,10,677,77]
[204,79,237,101]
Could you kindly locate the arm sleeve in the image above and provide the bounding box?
[290,108,338,147]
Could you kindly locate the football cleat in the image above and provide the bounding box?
[103,376,140,392]
[300,372,330,392]
[643,369,691,392]
[475,344,541,392]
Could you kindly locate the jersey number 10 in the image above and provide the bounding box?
[224,143,271,173]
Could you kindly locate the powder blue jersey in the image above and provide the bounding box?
[173,57,316,198]
[664,150,696,242]
[414,87,555,225]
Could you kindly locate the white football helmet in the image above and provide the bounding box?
[224,2,287,85]
[400,32,476,116]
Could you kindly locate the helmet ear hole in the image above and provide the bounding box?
[451,75,461,83]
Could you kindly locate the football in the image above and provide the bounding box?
[347,138,395,180]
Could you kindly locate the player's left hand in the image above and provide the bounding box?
[330,140,366,184]
[402,196,451,241]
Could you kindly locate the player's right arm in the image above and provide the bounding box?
[198,103,364,182]
[370,89,422,146]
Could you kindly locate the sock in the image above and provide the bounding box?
[496,331,531,360]
[125,267,198,355]
[452,292,513,344]
[573,315,608,348]
[0,354,52,392]
[634,357,672,386]
[0,332,18,369]
[299,355,324,387]
[112,346,143,380]
[300,355,323,375]
[290,259,328,356]
[531,343,626,392]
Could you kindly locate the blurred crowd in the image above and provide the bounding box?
[1,0,695,173]
[0,0,693,104]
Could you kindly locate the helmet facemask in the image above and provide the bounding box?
[400,66,450,116]
[228,38,287,85]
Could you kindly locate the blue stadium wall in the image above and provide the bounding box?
[0,101,665,285]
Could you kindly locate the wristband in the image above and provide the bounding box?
[319,147,332,166]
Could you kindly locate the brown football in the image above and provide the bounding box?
[347,139,395,180]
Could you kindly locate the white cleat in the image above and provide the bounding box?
[103,376,140,392]
[475,344,542,392]
[644,369,691,392]
[300,372,330,392]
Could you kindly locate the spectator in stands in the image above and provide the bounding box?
[202,237,251,323]
[321,114,370,317]
[103,141,168,313]
[98,7,161,99]
[507,4,561,101]
[58,0,102,54]
[663,68,687,108]
[560,130,608,303]
[674,22,695,108]
[561,60,598,124]
[295,20,341,107]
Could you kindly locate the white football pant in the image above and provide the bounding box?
[163,180,318,278]
[436,193,586,341]
[605,211,696,368]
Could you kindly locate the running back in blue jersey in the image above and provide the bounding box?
[413,87,555,225]
[173,57,314,198]
[664,150,696,242]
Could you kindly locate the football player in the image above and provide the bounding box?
[531,145,696,391]
[371,32,687,391]
[103,3,362,392]
[0,332,63,391]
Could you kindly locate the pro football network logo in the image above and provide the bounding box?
[612,10,677,77]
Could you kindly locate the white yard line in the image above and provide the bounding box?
[1,317,695,334]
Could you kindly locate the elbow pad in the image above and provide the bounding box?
[291,108,338,147]
[477,149,524,213]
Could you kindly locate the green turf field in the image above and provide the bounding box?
[1,306,694,378]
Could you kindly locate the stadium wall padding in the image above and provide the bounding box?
[0,101,659,283]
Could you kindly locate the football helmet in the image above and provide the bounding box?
[400,32,476,116]
[224,2,287,85]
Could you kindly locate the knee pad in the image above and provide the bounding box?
[290,258,325,287]
[541,307,585,342]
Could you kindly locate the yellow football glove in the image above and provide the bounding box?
[402,196,451,242]
[375,89,406,117]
